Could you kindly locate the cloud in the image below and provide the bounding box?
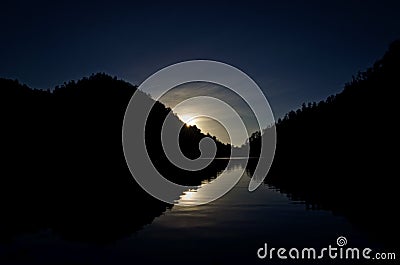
[158,81,260,146]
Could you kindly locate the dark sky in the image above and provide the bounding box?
[1,0,399,118]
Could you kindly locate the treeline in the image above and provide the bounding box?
[246,40,400,248]
[0,73,229,242]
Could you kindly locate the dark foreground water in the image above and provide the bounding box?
[0,159,382,265]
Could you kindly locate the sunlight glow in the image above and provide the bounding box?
[180,114,198,127]
[186,118,198,127]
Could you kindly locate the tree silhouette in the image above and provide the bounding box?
[244,40,400,248]
[0,73,229,242]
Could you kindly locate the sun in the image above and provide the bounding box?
[179,114,198,127]
[186,118,198,127]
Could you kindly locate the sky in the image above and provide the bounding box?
[159,81,259,146]
[1,0,400,137]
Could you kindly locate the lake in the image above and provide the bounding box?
[0,159,379,265]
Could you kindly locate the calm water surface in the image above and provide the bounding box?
[1,159,378,264]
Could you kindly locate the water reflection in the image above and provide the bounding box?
[119,158,377,264]
[0,159,380,265]
[176,161,245,206]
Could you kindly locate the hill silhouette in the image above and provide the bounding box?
[246,40,400,248]
[2,41,399,248]
[0,73,230,242]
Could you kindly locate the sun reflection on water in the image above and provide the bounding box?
[175,166,244,206]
